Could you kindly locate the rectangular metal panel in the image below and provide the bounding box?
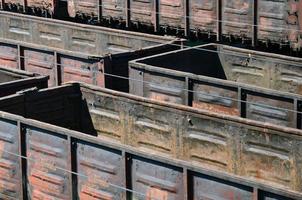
[246,93,295,128]
[70,0,99,17]
[77,140,125,199]
[241,128,294,189]
[102,0,127,21]
[0,11,175,56]
[131,103,179,155]
[192,80,239,116]
[36,22,64,50]
[159,0,185,28]
[191,172,253,199]
[131,155,184,200]
[60,55,104,87]
[0,43,18,69]
[221,0,254,39]
[190,0,218,35]
[218,46,271,89]
[0,118,20,199]
[23,48,56,87]
[82,88,124,141]
[258,191,294,200]
[257,0,298,48]
[130,0,155,26]
[143,71,187,105]
[7,17,31,42]
[27,0,55,12]
[26,126,71,199]
[272,60,302,95]
[183,115,232,172]
[69,29,98,54]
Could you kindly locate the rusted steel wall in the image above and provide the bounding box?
[0,12,179,90]
[0,11,176,55]
[2,0,300,49]
[0,66,48,98]
[221,0,254,41]
[0,40,178,92]
[0,83,301,199]
[129,44,302,129]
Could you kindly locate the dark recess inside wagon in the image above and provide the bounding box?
[139,46,227,80]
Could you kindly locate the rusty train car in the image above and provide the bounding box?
[0,82,301,199]
[1,0,302,50]
[129,43,302,129]
[0,0,56,16]
[0,11,180,91]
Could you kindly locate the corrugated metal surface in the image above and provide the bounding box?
[0,83,300,199]
[129,44,302,128]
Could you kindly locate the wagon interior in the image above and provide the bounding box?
[135,43,302,94]
[0,67,32,83]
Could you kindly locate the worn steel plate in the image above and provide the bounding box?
[77,140,124,199]
[26,126,71,199]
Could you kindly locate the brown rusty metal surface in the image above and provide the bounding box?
[246,93,295,128]
[26,126,71,199]
[68,0,98,18]
[102,0,127,21]
[258,0,302,49]
[218,45,302,94]
[129,43,302,128]
[77,141,125,199]
[0,119,20,199]
[191,172,254,199]
[0,42,18,69]
[190,0,218,35]
[143,71,187,105]
[23,48,56,87]
[2,1,302,50]
[221,0,254,39]
[0,11,176,56]
[0,83,301,199]
[192,81,239,116]
[27,0,55,13]
[60,55,104,87]
[0,34,179,91]
[131,156,184,200]
[78,83,302,193]
[130,0,155,26]
[159,0,185,29]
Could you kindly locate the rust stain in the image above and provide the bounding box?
[193,101,239,116]
[146,187,168,200]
